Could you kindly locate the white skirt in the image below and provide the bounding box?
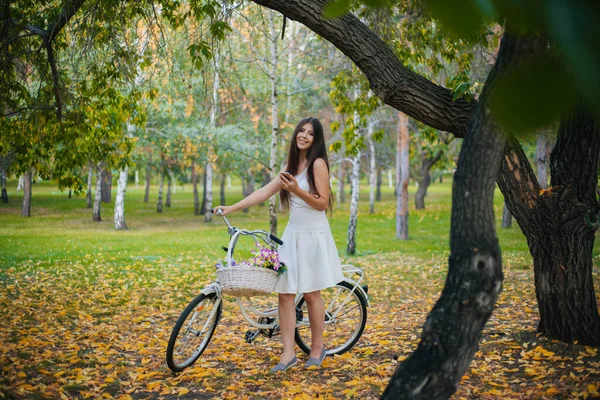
[273,209,345,294]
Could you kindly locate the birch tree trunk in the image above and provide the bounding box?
[144,153,151,203]
[204,52,220,223]
[157,168,164,213]
[17,175,23,191]
[537,134,549,189]
[114,166,129,230]
[135,170,139,188]
[347,152,361,255]
[21,170,32,217]
[200,169,207,215]
[368,133,376,214]
[93,163,102,221]
[397,112,409,240]
[169,169,176,194]
[166,168,173,208]
[192,160,200,215]
[268,10,280,236]
[86,162,93,208]
[336,161,345,204]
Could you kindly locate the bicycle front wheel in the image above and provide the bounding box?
[294,280,367,356]
[166,292,222,372]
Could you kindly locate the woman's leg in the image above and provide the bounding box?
[278,293,297,363]
[303,290,325,358]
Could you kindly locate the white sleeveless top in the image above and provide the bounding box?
[273,168,345,294]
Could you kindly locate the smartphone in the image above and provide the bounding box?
[280,171,292,176]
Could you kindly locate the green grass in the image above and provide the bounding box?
[0,176,533,270]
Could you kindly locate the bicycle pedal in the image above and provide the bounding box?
[244,329,261,343]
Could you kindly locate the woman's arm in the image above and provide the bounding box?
[214,174,283,215]
[281,158,330,211]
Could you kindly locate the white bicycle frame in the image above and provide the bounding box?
[201,213,369,332]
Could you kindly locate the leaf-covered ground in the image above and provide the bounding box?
[2,251,599,399]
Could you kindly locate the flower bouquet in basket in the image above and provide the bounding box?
[215,244,286,296]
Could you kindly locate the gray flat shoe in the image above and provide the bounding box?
[304,348,327,368]
[270,356,297,373]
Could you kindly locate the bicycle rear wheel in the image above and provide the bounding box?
[166,292,222,372]
[294,280,367,356]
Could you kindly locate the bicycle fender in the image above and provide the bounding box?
[343,278,370,307]
[201,283,221,297]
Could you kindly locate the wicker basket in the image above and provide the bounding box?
[217,263,279,297]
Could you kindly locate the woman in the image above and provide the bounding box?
[214,117,344,372]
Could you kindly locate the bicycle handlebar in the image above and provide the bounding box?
[213,208,284,246]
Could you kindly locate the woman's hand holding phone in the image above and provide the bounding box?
[279,171,298,193]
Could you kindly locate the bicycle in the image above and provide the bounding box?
[166,211,369,373]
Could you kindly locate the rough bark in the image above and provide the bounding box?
[21,171,31,217]
[415,150,442,210]
[501,202,512,228]
[268,10,279,236]
[114,166,128,230]
[101,167,112,203]
[498,108,600,346]
[93,163,102,222]
[383,33,538,399]
[192,160,201,215]
[396,112,409,240]
[157,168,164,213]
[144,153,151,203]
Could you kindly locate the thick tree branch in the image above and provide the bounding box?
[45,39,62,120]
[251,0,475,137]
[46,0,87,43]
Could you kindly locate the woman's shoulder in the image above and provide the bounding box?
[312,158,328,169]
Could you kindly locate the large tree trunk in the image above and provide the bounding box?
[383,33,535,398]
[21,170,32,217]
[101,167,112,203]
[396,112,409,240]
[114,166,128,230]
[346,152,360,255]
[166,168,173,208]
[192,160,201,215]
[268,10,280,236]
[93,163,102,221]
[415,150,442,209]
[157,168,164,213]
[499,107,600,346]
[144,153,151,203]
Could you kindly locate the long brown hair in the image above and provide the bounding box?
[280,117,334,212]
